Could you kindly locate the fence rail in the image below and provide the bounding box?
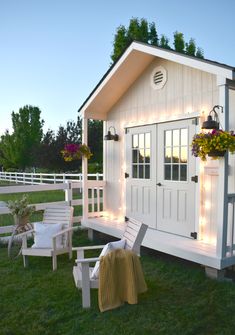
[0,171,103,185]
[0,180,105,236]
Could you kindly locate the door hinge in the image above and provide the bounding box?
[125,128,129,134]
[125,172,129,178]
[190,232,197,239]
[191,175,198,183]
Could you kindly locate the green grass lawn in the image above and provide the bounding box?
[1,185,235,334]
[1,229,235,335]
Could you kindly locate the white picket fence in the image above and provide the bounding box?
[0,180,105,237]
[0,171,103,185]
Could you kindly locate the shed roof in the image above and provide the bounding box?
[79,41,235,120]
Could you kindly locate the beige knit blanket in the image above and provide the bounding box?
[98,248,147,312]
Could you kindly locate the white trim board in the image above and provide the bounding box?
[123,112,200,129]
[133,42,234,80]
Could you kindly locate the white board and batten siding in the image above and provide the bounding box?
[104,57,219,239]
[228,89,235,194]
[226,88,235,251]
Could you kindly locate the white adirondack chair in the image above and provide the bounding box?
[73,217,148,308]
[21,205,74,270]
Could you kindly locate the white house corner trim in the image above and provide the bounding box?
[216,79,229,258]
[103,121,107,211]
[82,117,88,220]
[195,120,201,239]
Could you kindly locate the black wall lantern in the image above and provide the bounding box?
[104,126,119,141]
[202,105,223,130]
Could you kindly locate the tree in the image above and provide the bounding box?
[36,115,103,173]
[37,118,83,172]
[159,35,171,49]
[185,38,196,56]
[174,31,185,53]
[127,18,142,43]
[0,105,44,170]
[111,18,204,61]
[88,119,103,168]
[149,22,159,45]
[75,114,103,169]
[139,18,149,43]
[111,18,158,62]
[111,25,128,63]
[0,130,18,170]
[76,114,103,170]
[196,47,204,59]
[36,129,56,171]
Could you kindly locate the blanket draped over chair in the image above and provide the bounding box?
[98,248,147,312]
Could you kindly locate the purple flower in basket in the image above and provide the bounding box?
[61,143,92,161]
[64,144,80,153]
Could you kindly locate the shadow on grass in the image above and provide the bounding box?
[1,230,235,335]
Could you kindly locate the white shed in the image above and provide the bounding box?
[79,41,235,278]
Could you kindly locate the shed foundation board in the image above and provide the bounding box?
[205,267,226,280]
[81,217,232,270]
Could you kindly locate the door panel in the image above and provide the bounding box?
[157,119,196,237]
[142,187,150,214]
[131,186,138,212]
[126,125,156,228]
[163,188,172,219]
[178,190,187,221]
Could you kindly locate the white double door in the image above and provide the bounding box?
[125,119,196,238]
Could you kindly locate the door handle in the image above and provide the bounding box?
[157,183,162,186]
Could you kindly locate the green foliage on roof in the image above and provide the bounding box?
[111,17,204,63]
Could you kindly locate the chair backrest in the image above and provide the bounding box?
[43,205,74,247]
[122,217,148,255]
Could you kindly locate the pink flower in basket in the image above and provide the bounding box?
[61,143,92,161]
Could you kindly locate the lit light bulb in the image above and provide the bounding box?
[203,236,210,244]
[204,182,211,190]
[211,237,216,246]
[204,201,211,210]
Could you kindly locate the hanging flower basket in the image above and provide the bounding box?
[61,143,92,161]
[207,150,226,157]
[191,129,235,161]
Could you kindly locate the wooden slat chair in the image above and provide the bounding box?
[21,205,74,270]
[73,217,148,308]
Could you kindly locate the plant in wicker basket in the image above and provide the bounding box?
[7,194,35,232]
[7,194,35,259]
[191,129,235,161]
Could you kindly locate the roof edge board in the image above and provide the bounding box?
[80,41,235,117]
[133,42,233,80]
[80,45,137,116]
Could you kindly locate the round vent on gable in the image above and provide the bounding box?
[151,66,167,90]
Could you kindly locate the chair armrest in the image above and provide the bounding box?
[75,257,100,264]
[72,245,105,251]
[52,227,75,238]
[16,229,34,238]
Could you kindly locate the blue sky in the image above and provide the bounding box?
[0,0,235,135]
